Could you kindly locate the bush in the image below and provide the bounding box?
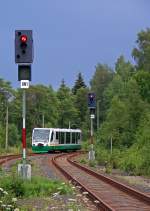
[0,187,18,210]
[0,175,24,197]
[81,140,89,150]
[88,160,97,167]
[96,145,111,165]
[118,146,142,175]
[105,163,112,174]
[80,158,87,164]
[110,148,122,169]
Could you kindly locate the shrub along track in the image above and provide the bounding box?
[52,152,150,211]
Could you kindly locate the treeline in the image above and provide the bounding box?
[96,28,150,175]
[1,28,150,175]
[0,74,89,148]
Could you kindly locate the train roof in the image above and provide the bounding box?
[33,128,82,132]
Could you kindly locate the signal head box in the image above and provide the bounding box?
[15,30,33,63]
[88,93,96,108]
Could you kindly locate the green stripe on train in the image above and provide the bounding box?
[32,144,81,153]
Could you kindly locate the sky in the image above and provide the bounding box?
[0,0,150,90]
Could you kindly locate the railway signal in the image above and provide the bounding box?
[15,29,34,179]
[87,92,96,161]
[15,30,33,64]
[88,93,96,109]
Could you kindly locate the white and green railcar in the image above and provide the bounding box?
[32,128,82,153]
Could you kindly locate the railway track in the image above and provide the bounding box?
[0,154,21,165]
[0,153,39,165]
[52,152,150,211]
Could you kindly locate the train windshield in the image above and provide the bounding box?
[33,129,50,142]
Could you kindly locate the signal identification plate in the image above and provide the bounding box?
[21,80,29,89]
[90,114,95,119]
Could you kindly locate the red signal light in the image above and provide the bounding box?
[20,35,27,43]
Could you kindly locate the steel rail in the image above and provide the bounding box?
[0,153,40,165]
[0,155,21,165]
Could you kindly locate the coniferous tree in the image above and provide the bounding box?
[57,80,79,128]
[60,79,66,89]
[72,72,86,95]
[74,87,89,125]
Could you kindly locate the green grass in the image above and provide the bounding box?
[0,174,73,198]
[0,174,80,210]
[0,155,73,199]
[88,160,97,167]
[80,158,87,164]
[0,158,84,210]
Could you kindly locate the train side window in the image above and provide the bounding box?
[56,132,59,139]
[77,133,80,144]
[64,132,66,144]
[75,133,77,144]
[50,131,54,142]
[66,132,70,144]
[72,132,75,144]
[57,132,61,144]
[76,133,78,144]
[60,132,64,144]
[70,132,72,143]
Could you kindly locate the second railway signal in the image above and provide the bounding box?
[87,92,96,160]
[88,93,96,108]
[88,92,96,115]
[15,30,33,63]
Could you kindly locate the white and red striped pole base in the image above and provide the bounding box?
[22,128,26,160]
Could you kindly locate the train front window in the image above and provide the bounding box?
[33,129,50,142]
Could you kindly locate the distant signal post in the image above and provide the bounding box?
[15,30,33,179]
